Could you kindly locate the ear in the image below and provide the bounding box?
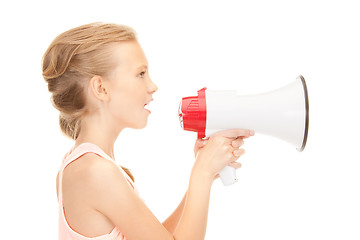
[89,75,110,102]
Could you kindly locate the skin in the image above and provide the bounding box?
[57,40,254,239]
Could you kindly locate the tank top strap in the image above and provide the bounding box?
[58,142,137,199]
[61,143,113,170]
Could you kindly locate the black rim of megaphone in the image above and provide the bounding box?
[298,75,309,152]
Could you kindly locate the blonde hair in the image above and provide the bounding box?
[42,22,137,181]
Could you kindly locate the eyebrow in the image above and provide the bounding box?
[135,64,148,72]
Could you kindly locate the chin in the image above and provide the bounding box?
[131,120,148,129]
[134,125,147,129]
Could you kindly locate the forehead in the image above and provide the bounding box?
[111,40,148,71]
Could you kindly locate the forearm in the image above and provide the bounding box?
[163,192,187,234]
[173,168,213,240]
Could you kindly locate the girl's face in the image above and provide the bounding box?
[105,40,158,129]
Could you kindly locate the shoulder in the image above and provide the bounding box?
[63,153,131,199]
[64,153,112,177]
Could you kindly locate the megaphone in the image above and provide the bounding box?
[178,75,309,186]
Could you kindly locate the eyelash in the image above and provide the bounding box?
[138,71,146,78]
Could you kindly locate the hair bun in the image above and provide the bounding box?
[42,43,80,82]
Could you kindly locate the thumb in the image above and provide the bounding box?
[195,138,207,146]
[194,138,208,155]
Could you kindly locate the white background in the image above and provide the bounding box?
[1,0,359,239]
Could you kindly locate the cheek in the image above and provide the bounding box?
[109,90,143,120]
[111,93,134,112]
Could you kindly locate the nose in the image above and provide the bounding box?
[148,78,158,94]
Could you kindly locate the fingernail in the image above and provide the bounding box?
[250,130,255,136]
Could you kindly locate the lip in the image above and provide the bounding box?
[145,99,154,105]
[144,99,153,114]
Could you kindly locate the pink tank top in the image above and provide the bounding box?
[58,143,137,240]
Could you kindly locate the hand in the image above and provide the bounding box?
[193,129,254,179]
[194,137,243,180]
[193,130,253,157]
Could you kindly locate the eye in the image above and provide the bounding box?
[138,71,146,78]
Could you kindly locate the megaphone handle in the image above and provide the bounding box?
[219,166,238,186]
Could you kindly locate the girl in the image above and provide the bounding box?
[42,22,254,240]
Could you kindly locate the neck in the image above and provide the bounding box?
[74,112,124,160]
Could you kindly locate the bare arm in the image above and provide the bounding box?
[162,139,208,233]
[162,137,218,234]
[84,129,251,240]
[85,159,213,240]
[162,192,187,234]
[174,168,213,240]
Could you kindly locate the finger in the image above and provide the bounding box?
[194,139,208,156]
[214,129,255,138]
[195,138,203,145]
[201,139,208,146]
[228,161,242,169]
[233,148,246,158]
[194,139,203,149]
[195,139,208,148]
[232,138,244,148]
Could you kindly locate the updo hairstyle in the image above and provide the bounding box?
[42,22,137,140]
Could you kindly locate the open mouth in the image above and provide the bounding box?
[144,102,151,113]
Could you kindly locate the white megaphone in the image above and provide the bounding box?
[178,75,309,186]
